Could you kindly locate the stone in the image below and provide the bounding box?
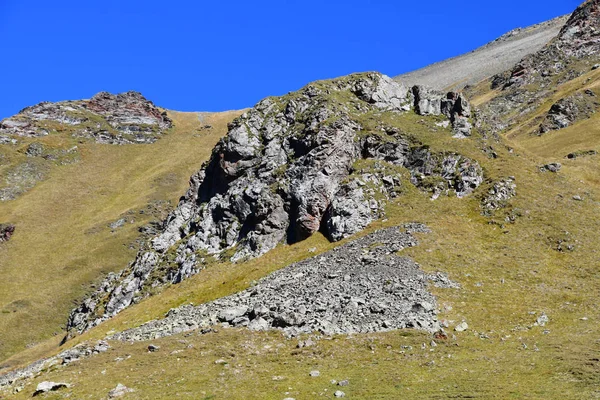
[536,314,550,327]
[334,391,346,398]
[0,224,15,242]
[0,91,171,144]
[33,381,70,396]
[338,380,349,386]
[310,370,320,377]
[108,383,134,398]
[218,306,249,323]
[481,178,517,214]
[147,344,160,352]
[455,322,469,332]
[539,163,562,173]
[539,93,598,134]
[109,226,456,342]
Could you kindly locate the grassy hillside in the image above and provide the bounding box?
[0,110,243,366]
[3,67,599,399]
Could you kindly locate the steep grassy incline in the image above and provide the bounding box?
[0,110,242,366]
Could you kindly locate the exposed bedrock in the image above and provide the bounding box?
[67,73,482,335]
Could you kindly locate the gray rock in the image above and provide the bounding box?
[108,383,134,398]
[539,163,562,173]
[338,380,349,386]
[481,178,517,213]
[455,322,469,332]
[0,340,108,389]
[218,306,248,323]
[334,391,346,398]
[539,93,598,134]
[67,73,482,336]
[109,218,126,230]
[310,370,320,377]
[33,381,70,396]
[536,313,549,327]
[109,226,456,342]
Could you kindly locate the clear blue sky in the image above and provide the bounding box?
[0,0,582,119]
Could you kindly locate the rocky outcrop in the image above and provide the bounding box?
[0,224,15,242]
[67,73,482,336]
[481,178,517,214]
[480,1,600,137]
[0,341,109,389]
[412,86,473,137]
[110,225,457,341]
[0,92,172,145]
[539,91,598,134]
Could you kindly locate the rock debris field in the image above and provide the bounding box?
[111,224,458,342]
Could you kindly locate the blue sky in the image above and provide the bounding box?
[0,0,582,119]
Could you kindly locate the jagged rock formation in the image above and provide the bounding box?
[412,86,473,137]
[479,0,600,136]
[110,225,457,341]
[0,92,172,145]
[539,90,599,134]
[66,72,483,336]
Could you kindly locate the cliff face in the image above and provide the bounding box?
[66,72,484,335]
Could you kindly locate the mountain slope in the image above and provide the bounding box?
[0,107,242,365]
[2,1,600,399]
[396,15,568,91]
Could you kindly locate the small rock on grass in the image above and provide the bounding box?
[310,370,320,377]
[334,391,346,398]
[455,322,469,332]
[147,344,160,352]
[108,383,135,398]
[33,381,70,396]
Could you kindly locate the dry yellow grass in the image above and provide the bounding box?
[0,110,242,366]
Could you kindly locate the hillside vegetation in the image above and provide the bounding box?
[2,2,600,399]
[0,110,242,366]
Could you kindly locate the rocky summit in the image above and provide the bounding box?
[66,72,483,335]
[0,91,172,145]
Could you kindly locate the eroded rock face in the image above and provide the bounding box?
[480,1,600,137]
[539,90,599,134]
[109,226,458,341]
[67,73,482,335]
[412,86,473,137]
[0,92,172,145]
